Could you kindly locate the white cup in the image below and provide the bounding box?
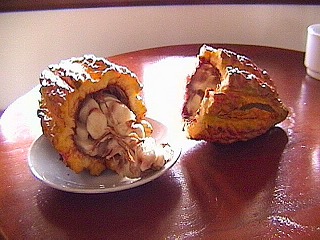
[305,24,320,80]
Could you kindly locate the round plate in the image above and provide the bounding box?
[27,119,181,194]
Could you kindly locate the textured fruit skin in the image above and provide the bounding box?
[183,45,289,144]
[38,55,147,175]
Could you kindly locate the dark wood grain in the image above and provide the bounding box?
[1,44,320,239]
[0,0,319,12]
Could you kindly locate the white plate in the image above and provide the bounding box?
[28,119,180,194]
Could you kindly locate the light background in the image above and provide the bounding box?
[1,4,320,110]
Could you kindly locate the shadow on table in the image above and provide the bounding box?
[36,169,181,239]
[180,126,288,233]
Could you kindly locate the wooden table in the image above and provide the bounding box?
[1,44,320,239]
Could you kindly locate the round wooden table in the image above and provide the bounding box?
[1,44,320,239]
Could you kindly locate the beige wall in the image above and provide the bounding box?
[1,4,320,110]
